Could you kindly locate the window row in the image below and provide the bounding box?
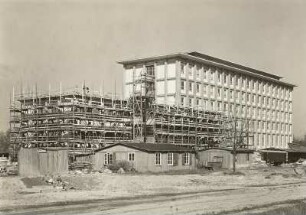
[181,98,292,120]
[181,82,292,103]
[249,120,292,133]
[103,152,192,166]
[156,152,191,166]
[254,133,293,148]
[180,63,292,99]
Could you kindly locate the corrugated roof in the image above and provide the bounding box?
[287,144,306,153]
[95,142,194,153]
[198,147,254,153]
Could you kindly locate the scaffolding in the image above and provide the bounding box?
[9,86,132,160]
[9,79,253,160]
[152,105,225,147]
[127,65,228,148]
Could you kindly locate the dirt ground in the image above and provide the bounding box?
[0,165,305,214]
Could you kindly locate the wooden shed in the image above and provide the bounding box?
[94,142,195,172]
[197,148,254,169]
[18,147,69,177]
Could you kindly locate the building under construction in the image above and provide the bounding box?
[9,88,133,159]
[9,85,230,159]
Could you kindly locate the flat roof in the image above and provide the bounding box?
[118,52,296,88]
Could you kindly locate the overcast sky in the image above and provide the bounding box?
[0,0,305,138]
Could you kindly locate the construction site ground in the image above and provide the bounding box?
[1,165,306,215]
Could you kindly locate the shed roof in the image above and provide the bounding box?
[198,147,254,153]
[95,142,194,153]
[288,143,306,153]
[259,146,306,154]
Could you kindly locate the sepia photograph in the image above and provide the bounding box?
[0,0,306,214]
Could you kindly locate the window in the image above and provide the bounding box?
[236,91,239,100]
[183,153,190,165]
[189,64,193,76]
[167,153,173,165]
[181,63,185,74]
[210,101,214,110]
[181,81,185,90]
[189,98,193,105]
[224,103,228,111]
[210,86,214,95]
[181,97,185,106]
[263,83,266,93]
[203,100,208,109]
[104,153,113,165]
[217,88,221,97]
[189,82,192,92]
[210,70,214,81]
[196,69,200,78]
[236,76,239,86]
[155,153,161,165]
[128,153,135,161]
[196,99,200,106]
[146,65,154,76]
[203,84,207,95]
[196,83,200,93]
[218,72,221,83]
[230,75,234,85]
[203,68,207,80]
[262,96,265,105]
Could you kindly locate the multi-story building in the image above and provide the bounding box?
[119,51,295,149]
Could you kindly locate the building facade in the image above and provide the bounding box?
[93,142,195,172]
[120,52,295,149]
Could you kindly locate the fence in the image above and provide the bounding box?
[18,148,68,177]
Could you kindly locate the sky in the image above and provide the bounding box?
[0,0,305,138]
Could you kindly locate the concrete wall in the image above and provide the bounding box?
[94,145,195,172]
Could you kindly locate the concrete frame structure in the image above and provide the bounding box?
[120,52,295,149]
[10,88,133,159]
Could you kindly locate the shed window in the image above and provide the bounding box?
[155,153,161,165]
[183,153,190,165]
[128,153,135,161]
[167,153,173,165]
[104,153,113,165]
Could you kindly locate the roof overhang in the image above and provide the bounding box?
[118,52,296,88]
